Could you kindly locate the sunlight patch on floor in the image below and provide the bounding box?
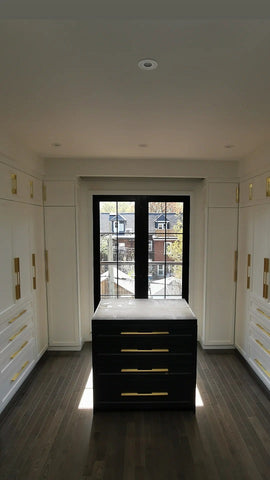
[78,368,93,409]
[196,385,204,407]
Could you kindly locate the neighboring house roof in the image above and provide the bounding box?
[100,266,135,294]
[149,276,182,297]
[100,212,182,233]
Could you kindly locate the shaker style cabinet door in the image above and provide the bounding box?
[0,200,14,312]
[44,206,80,349]
[252,204,270,302]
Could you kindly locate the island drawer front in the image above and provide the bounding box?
[93,334,195,353]
[93,320,196,336]
[93,373,195,404]
[94,353,195,374]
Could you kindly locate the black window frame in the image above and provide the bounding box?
[93,195,190,309]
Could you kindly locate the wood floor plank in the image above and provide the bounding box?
[0,343,269,480]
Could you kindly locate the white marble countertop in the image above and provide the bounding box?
[92,298,196,321]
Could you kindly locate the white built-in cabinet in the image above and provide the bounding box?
[202,181,239,348]
[235,172,270,390]
[0,162,48,413]
[44,181,81,350]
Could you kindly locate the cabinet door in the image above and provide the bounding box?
[45,207,80,348]
[252,204,270,301]
[0,200,14,312]
[11,202,32,302]
[235,206,253,356]
[30,205,48,357]
[204,207,238,346]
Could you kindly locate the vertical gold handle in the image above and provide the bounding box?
[11,174,17,194]
[234,251,238,282]
[263,258,269,299]
[247,254,251,289]
[45,250,49,282]
[14,257,21,300]
[235,185,240,203]
[32,253,37,289]
[249,183,253,201]
[30,180,34,199]
[266,177,270,197]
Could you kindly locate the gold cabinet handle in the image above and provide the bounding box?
[121,331,169,335]
[45,250,49,282]
[121,368,169,373]
[236,185,240,203]
[266,177,270,197]
[8,309,27,324]
[11,173,17,194]
[263,258,269,299]
[257,309,270,321]
[121,392,168,397]
[10,341,28,360]
[11,361,29,382]
[256,323,270,337]
[9,325,27,342]
[254,359,270,378]
[14,257,21,300]
[43,183,47,202]
[249,183,253,200]
[255,339,270,355]
[247,254,251,289]
[121,348,169,353]
[32,253,37,290]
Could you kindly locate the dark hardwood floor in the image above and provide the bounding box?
[0,343,269,480]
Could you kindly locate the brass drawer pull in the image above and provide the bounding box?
[10,341,28,360]
[121,392,168,397]
[8,309,27,324]
[121,348,169,353]
[254,359,270,378]
[9,325,27,342]
[257,309,270,321]
[256,323,270,337]
[121,368,169,373]
[255,339,270,355]
[121,331,169,335]
[11,173,17,194]
[247,254,251,289]
[14,257,21,300]
[11,361,29,382]
[32,253,37,290]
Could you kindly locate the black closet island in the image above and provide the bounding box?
[92,298,197,411]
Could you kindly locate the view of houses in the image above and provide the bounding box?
[99,207,183,299]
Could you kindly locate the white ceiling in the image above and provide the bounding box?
[1,1,270,161]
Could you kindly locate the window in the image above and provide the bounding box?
[93,196,190,308]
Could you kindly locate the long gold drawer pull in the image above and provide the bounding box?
[14,257,21,300]
[121,348,169,353]
[121,392,168,397]
[121,331,169,335]
[11,361,29,382]
[9,325,27,342]
[256,323,270,337]
[254,359,270,378]
[45,250,49,282]
[247,254,251,289]
[255,339,270,355]
[10,341,28,360]
[121,368,169,373]
[32,253,37,290]
[257,309,270,321]
[8,309,27,324]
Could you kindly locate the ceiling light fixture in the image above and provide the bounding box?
[51,143,62,147]
[138,59,158,70]
[224,144,235,149]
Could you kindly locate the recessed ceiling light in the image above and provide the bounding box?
[51,143,62,147]
[138,143,148,148]
[138,59,158,71]
[224,144,235,149]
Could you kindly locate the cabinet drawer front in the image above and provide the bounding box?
[250,337,270,373]
[93,320,196,336]
[94,353,195,374]
[94,374,195,404]
[93,334,195,353]
[0,323,33,372]
[1,340,35,404]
